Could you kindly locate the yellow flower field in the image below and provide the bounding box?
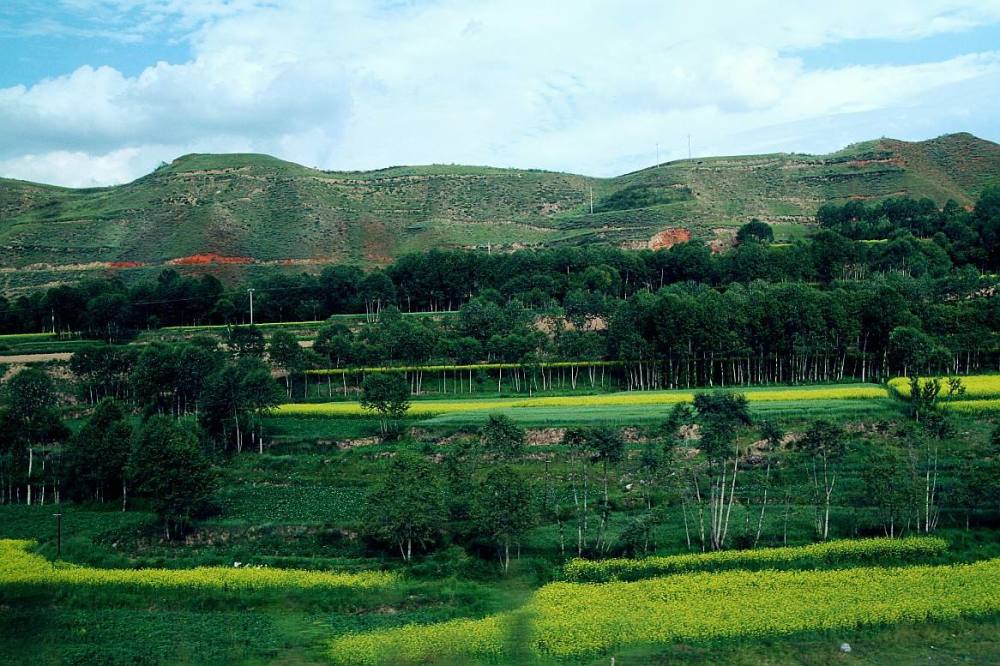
[940,399,1000,412]
[278,385,888,417]
[0,539,398,592]
[889,374,1000,399]
[563,536,947,582]
[328,557,1000,664]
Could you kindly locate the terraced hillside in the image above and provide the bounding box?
[0,133,997,288]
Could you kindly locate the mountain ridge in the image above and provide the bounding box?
[1,132,998,291]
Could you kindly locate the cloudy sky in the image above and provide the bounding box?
[1,0,999,187]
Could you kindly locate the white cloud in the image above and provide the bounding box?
[1,0,999,185]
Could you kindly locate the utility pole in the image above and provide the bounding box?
[656,142,659,165]
[688,134,692,160]
[248,288,255,325]
[589,186,594,214]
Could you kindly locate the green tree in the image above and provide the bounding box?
[127,416,216,539]
[861,444,912,538]
[268,329,304,397]
[736,218,774,244]
[0,367,68,505]
[690,392,752,550]
[480,414,526,459]
[227,325,265,358]
[794,419,848,540]
[473,465,534,573]
[360,373,410,434]
[363,453,447,561]
[63,399,132,507]
[584,426,626,553]
[199,358,282,454]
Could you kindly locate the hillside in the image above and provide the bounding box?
[0,132,998,290]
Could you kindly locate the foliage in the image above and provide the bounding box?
[360,373,411,433]
[736,218,774,244]
[472,465,534,572]
[126,416,217,538]
[62,399,132,503]
[363,453,447,561]
[479,414,526,459]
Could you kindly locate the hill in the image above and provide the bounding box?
[0,132,998,290]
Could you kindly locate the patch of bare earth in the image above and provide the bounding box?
[647,227,692,250]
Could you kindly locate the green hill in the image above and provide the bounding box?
[1,132,997,289]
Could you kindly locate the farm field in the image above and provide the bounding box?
[276,383,893,425]
[330,557,1000,664]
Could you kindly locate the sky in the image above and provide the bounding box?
[1,1,999,187]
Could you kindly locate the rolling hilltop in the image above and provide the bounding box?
[1,132,998,288]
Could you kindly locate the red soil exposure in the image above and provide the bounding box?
[167,253,254,266]
[647,227,692,250]
[108,261,145,269]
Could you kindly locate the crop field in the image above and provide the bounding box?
[941,399,1000,412]
[276,383,891,424]
[0,539,398,593]
[329,556,1000,663]
[563,536,948,582]
[889,374,1000,399]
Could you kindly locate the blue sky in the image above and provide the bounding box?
[1,1,999,186]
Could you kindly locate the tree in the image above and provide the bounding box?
[363,453,447,561]
[736,218,774,244]
[199,358,282,454]
[63,399,131,508]
[268,329,304,397]
[583,426,626,553]
[127,416,216,539]
[480,414,526,459]
[0,367,68,505]
[227,325,265,358]
[473,465,534,573]
[752,419,784,546]
[690,392,752,550]
[861,444,912,538]
[794,419,848,540]
[360,373,410,434]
